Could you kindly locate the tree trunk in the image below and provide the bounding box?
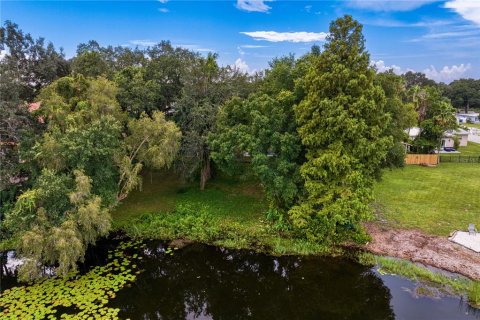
[465,101,470,114]
[199,158,211,191]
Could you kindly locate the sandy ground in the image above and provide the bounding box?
[365,223,480,280]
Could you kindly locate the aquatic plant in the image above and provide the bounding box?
[0,240,145,319]
[358,252,480,309]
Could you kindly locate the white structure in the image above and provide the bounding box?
[456,112,479,124]
[405,127,421,140]
[405,127,469,149]
[442,128,469,148]
[449,230,480,253]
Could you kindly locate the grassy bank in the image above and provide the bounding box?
[458,141,480,155]
[373,163,480,236]
[359,253,480,308]
[112,170,331,255]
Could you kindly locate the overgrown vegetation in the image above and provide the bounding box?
[358,253,480,308]
[113,171,330,255]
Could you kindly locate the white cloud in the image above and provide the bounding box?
[423,63,471,83]
[130,40,157,47]
[158,0,168,3]
[158,8,169,13]
[347,0,438,11]
[305,5,312,12]
[371,60,405,74]
[233,58,250,73]
[239,45,268,48]
[175,44,213,53]
[0,50,6,61]
[241,31,328,42]
[445,0,480,25]
[236,0,273,13]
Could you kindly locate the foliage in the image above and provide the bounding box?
[210,93,304,211]
[445,78,480,113]
[375,71,417,167]
[402,71,437,90]
[210,52,321,214]
[174,53,254,189]
[0,20,67,191]
[0,20,69,101]
[118,111,181,200]
[5,75,180,280]
[290,15,392,243]
[113,171,330,255]
[71,40,146,79]
[0,240,144,319]
[4,170,111,281]
[411,86,457,153]
[35,75,124,203]
[114,42,200,117]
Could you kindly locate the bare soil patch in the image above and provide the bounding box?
[365,222,480,280]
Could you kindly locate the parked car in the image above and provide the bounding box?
[443,147,456,152]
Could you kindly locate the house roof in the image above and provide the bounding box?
[406,127,469,139]
[444,128,469,137]
[456,112,479,117]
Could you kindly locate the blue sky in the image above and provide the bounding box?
[1,0,479,82]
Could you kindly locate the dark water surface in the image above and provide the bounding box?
[1,241,479,320]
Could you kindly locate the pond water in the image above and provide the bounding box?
[1,240,479,320]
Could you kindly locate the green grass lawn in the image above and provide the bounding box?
[466,123,480,129]
[112,170,267,225]
[373,163,480,236]
[458,141,480,155]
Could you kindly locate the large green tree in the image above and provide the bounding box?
[114,42,198,117]
[411,86,457,153]
[289,15,392,243]
[446,79,480,113]
[210,52,317,214]
[174,53,255,189]
[402,71,437,90]
[4,76,180,280]
[375,71,417,168]
[0,21,68,192]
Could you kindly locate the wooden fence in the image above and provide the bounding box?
[405,154,439,165]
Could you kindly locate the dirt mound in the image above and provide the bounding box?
[365,223,480,280]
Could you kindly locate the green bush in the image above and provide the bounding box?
[125,204,221,243]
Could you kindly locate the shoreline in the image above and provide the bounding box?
[364,222,480,281]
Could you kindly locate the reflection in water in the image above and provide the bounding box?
[1,241,479,320]
[111,242,390,320]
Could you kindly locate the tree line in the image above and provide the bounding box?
[0,16,470,280]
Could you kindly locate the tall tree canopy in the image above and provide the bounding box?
[402,71,437,90]
[174,53,255,189]
[210,52,317,214]
[289,15,392,243]
[4,76,180,280]
[375,71,417,168]
[446,79,480,113]
[0,21,68,192]
[411,86,457,153]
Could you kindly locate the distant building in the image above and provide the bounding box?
[456,112,479,124]
[442,128,468,148]
[404,127,469,150]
